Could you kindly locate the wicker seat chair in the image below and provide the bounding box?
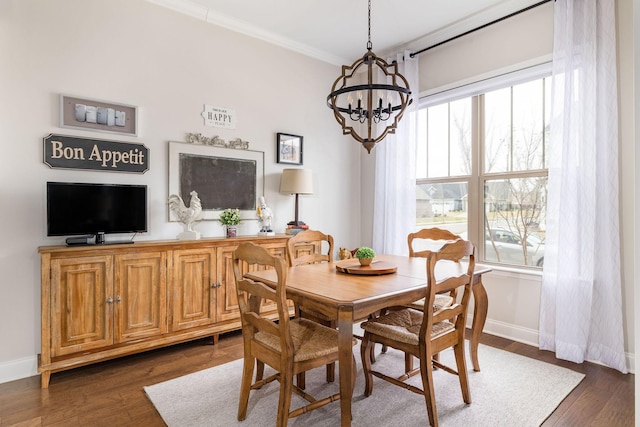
[285,229,337,387]
[233,242,356,426]
[360,239,476,427]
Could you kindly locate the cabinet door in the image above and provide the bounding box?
[290,242,320,259]
[216,245,240,322]
[115,252,167,342]
[51,256,113,357]
[170,249,216,331]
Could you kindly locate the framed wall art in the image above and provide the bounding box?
[276,132,303,165]
[60,94,138,136]
[168,141,264,221]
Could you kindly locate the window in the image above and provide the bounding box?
[415,72,549,268]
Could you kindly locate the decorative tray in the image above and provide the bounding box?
[335,260,397,275]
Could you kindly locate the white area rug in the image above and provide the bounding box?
[145,343,584,427]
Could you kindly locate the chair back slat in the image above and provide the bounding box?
[408,227,460,258]
[286,230,334,267]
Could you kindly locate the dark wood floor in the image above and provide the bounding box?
[0,332,633,426]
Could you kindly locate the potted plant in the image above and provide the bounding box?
[219,208,241,238]
[354,246,376,266]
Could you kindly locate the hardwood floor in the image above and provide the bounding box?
[0,332,633,426]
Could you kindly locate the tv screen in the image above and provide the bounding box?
[47,182,147,237]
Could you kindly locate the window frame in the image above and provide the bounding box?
[416,64,551,270]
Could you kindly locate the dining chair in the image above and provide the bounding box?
[401,227,462,371]
[285,229,336,387]
[359,239,476,427]
[375,228,461,370]
[233,242,356,426]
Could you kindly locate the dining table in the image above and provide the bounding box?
[244,253,492,427]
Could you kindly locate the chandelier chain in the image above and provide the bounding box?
[367,0,372,50]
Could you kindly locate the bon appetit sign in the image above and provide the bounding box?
[43,134,149,173]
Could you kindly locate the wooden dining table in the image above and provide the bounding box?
[245,253,491,427]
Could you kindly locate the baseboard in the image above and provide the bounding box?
[471,316,636,374]
[0,355,38,385]
[481,318,540,347]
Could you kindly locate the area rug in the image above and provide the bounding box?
[144,343,584,427]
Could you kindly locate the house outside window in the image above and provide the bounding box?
[415,72,550,269]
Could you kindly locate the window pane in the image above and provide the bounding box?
[512,80,545,171]
[449,98,472,176]
[416,109,428,179]
[427,104,449,178]
[484,87,511,173]
[416,181,468,236]
[484,177,547,267]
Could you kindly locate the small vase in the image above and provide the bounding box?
[359,258,373,266]
[226,226,237,238]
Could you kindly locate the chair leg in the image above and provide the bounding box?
[296,372,306,389]
[237,355,255,421]
[256,360,265,382]
[419,353,438,427]
[277,368,294,427]
[405,352,414,372]
[453,342,471,403]
[326,362,335,382]
[360,334,375,397]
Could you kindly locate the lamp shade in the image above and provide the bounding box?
[280,169,313,195]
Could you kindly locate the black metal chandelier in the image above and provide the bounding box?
[327,0,412,153]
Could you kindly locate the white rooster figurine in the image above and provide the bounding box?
[168,190,203,240]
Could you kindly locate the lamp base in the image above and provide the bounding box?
[287,220,307,226]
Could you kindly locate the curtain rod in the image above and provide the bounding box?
[409,0,553,58]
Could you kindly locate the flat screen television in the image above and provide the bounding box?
[47,182,147,244]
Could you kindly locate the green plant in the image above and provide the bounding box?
[219,208,241,226]
[354,246,375,259]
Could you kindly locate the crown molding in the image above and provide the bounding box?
[147,0,549,66]
[146,0,348,65]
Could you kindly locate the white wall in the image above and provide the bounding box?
[0,0,362,382]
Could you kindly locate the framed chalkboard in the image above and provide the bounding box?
[168,142,264,221]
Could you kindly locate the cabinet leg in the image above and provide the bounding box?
[41,371,51,389]
[211,334,219,345]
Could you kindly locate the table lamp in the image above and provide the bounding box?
[279,169,313,226]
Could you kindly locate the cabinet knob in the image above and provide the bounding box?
[211,282,222,288]
[106,297,113,304]
[115,295,121,303]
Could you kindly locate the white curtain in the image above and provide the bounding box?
[372,51,418,256]
[539,0,627,373]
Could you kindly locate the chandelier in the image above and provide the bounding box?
[327,0,412,153]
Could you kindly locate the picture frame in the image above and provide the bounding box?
[276,132,303,165]
[168,141,264,221]
[60,94,138,136]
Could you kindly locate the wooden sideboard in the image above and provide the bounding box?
[38,235,315,388]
